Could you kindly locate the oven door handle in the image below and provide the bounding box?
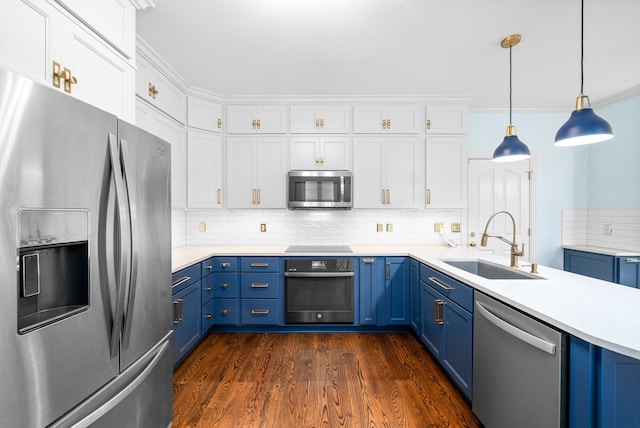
[284,272,355,278]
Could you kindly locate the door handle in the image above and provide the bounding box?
[173,299,183,324]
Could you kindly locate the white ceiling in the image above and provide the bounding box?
[136,0,640,109]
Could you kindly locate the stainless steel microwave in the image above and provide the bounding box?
[287,170,352,209]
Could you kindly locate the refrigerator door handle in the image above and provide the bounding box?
[119,138,138,349]
[108,134,131,357]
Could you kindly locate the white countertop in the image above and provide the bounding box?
[172,244,640,360]
[563,245,640,257]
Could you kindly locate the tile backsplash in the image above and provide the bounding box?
[172,209,464,248]
[562,208,640,251]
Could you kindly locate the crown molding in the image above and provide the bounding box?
[130,0,155,10]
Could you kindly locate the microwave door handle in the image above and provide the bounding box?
[340,176,344,202]
[119,138,138,350]
[108,134,131,358]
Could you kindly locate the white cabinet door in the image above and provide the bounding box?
[0,0,60,84]
[136,55,186,123]
[226,137,256,208]
[426,136,466,208]
[136,100,186,208]
[386,137,424,208]
[255,138,288,208]
[353,138,386,208]
[60,18,135,121]
[226,137,287,208]
[353,137,423,208]
[354,104,421,134]
[187,96,223,133]
[187,130,223,209]
[54,0,135,58]
[290,105,351,133]
[226,105,287,134]
[426,104,467,134]
[290,137,351,170]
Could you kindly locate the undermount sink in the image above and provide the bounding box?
[441,259,544,280]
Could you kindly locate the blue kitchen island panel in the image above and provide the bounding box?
[569,336,640,427]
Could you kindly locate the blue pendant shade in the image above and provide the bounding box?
[554,95,614,146]
[493,35,531,163]
[555,0,614,147]
[493,124,531,162]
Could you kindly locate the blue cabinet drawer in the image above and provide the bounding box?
[420,264,473,313]
[201,257,216,277]
[207,272,240,299]
[172,263,201,294]
[241,299,279,325]
[241,273,280,298]
[241,257,280,272]
[211,257,239,272]
[210,299,240,325]
[201,299,215,333]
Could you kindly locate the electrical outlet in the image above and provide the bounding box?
[198,222,206,233]
[377,223,383,232]
[260,223,267,232]
[434,222,444,233]
[386,223,393,232]
[451,223,461,233]
[604,224,613,235]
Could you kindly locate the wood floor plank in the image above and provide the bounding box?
[173,332,482,428]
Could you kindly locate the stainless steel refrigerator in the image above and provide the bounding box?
[0,66,173,427]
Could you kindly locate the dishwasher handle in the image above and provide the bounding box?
[475,300,556,355]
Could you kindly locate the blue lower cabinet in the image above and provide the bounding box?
[241,299,279,325]
[385,257,410,325]
[410,259,420,332]
[172,280,201,366]
[201,299,215,333]
[617,257,640,288]
[359,257,386,326]
[211,299,240,325]
[570,336,640,427]
[419,263,473,401]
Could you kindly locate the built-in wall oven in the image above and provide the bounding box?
[284,258,354,323]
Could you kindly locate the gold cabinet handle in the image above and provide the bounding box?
[387,119,391,129]
[320,118,324,128]
[52,61,62,88]
[148,82,158,99]
[217,118,223,129]
[256,119,261,129]
[426,119,432,130]
[217,188,222,205]
[381,119,386,130]
[387,189,391,205]
[252,188,257,204]
[428,276,454,291]
[381,189,386,204]
[257,188,261,205]
[52,62,78,94]
[315,119,320,129]
[252,119,257,129]
[426,189,431,205]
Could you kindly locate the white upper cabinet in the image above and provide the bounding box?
[426,136,467,208]
[425,104,467,134]
[290,105,351,133]
[187,95,223,133]
[353,137,425,208]
[353,104,422,134]
[290,137,352,170]
[136,100,187,208]
[136,55,186,123]
[187,130,223,209]
[226,105,287,134]
[226,137,288,208]
[54,0,135,58]
[1,0,135,121]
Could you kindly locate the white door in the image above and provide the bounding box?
[468,158,531,263]
[353,138,386,208]
[226,137,257,208]
[386,137,424,208]
[187,130,222,209]
[255,137,288,208]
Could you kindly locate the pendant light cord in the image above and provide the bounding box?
[509,44,513,124]
[580,0,584,94]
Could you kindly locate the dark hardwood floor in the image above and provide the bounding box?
[173,332,482,427]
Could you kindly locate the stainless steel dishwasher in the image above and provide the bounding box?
[472,292,567,428]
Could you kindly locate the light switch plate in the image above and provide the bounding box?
[451,223,461,233]
[377,223,383,232]
[386,223,393,232]
[434,222,444,233]
[198,222,206,233]
[260,223,267,232]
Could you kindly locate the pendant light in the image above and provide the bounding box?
[493,34,531,162]
[554,0,613,146]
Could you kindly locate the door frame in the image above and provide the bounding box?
[466,151,538,264]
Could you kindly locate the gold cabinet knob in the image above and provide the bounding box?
[469,241,477,247]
